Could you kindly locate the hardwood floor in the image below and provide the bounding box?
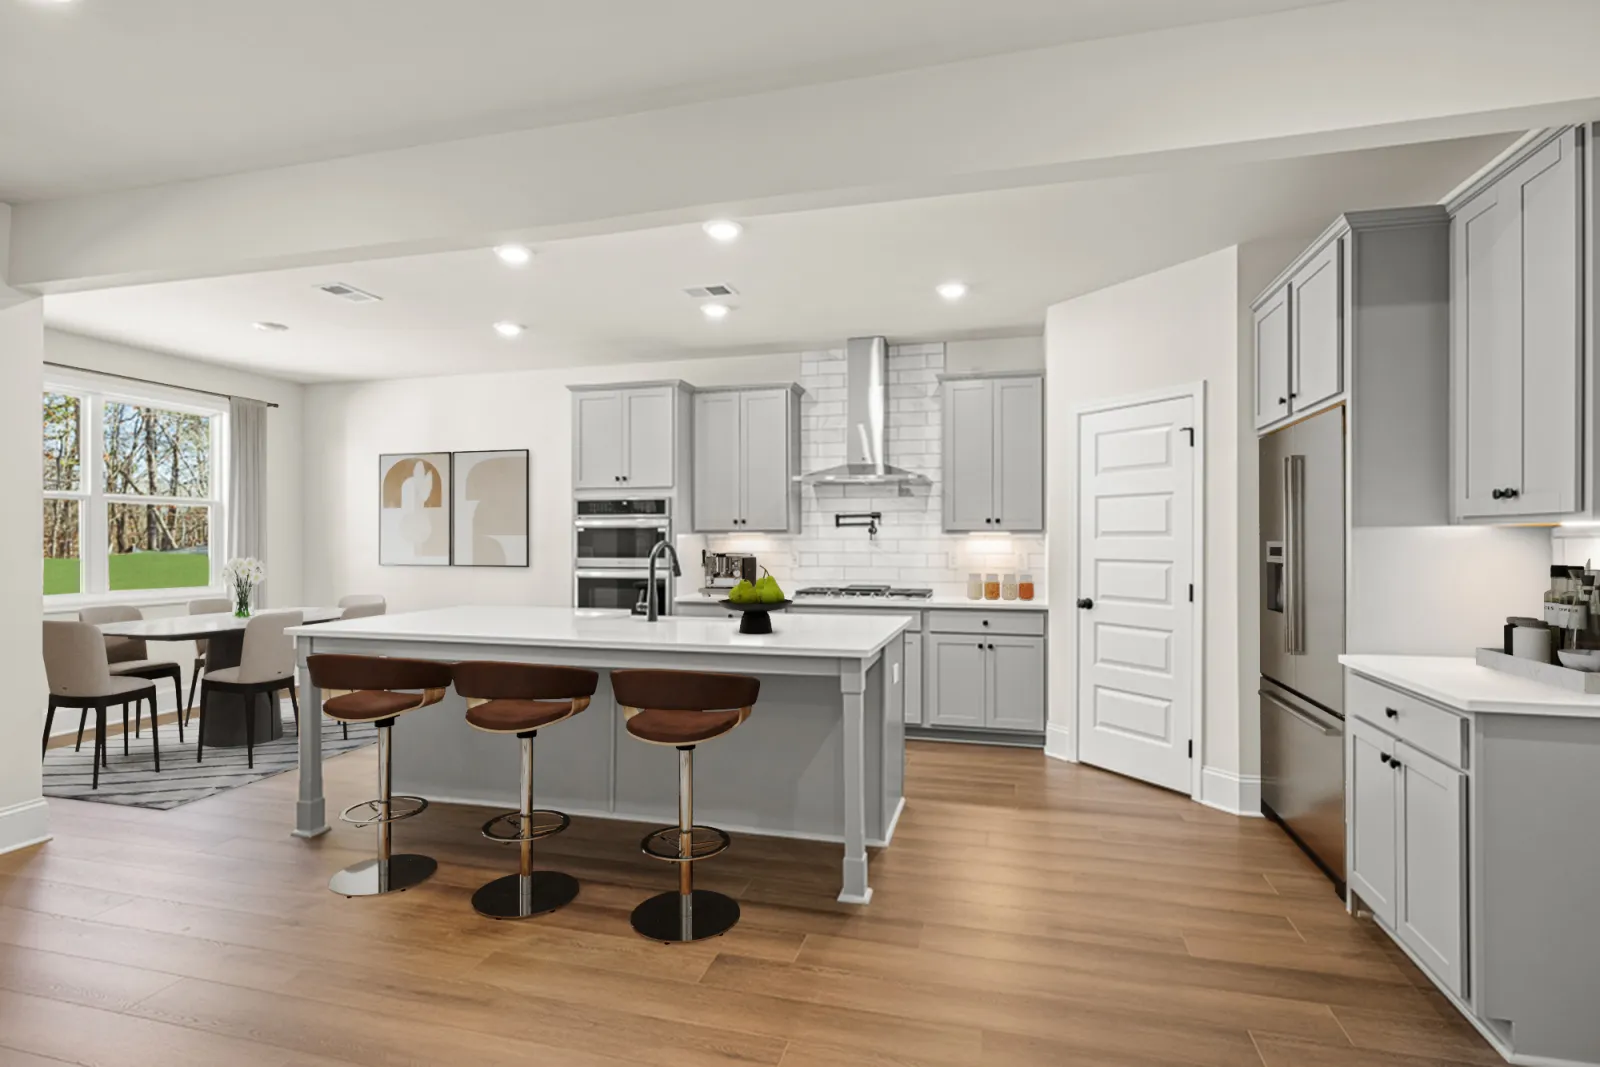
[0,741,1497,1066]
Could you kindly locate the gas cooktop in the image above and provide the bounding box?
[795,585,934,600]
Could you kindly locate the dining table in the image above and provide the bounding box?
[95,607,345,747]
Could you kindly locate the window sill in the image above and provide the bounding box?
[43,587,228,615]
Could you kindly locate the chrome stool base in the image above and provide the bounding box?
[328,854,437,897]
[472,870,580,920]
[631,888,740,943]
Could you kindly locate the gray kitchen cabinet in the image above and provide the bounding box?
[985,635,1046,732]
[1450,126,1584,521]
[1289,237,1343,412]
[1394,740,1466,996]
[925,633,987,729]
[1348,716,1398,929]
[623,387,676,490]
[573,390,625,490]
[941,373,1044,533]
[903,631,924,726]
[690,384,800,533]
[1253,286,1292,429]
[570,382,688,490]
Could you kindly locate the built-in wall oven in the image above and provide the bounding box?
[573,498,674,612]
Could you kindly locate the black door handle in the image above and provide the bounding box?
[1076,598,1094,610]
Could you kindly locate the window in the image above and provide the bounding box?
[42,379,227,601]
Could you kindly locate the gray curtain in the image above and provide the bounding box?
[227,398,269,605]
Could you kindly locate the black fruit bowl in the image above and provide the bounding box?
[718,599,793,635]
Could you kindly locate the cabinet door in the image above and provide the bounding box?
[692,392,741,531]
[739,388,792,531]
[943,379,996,531]
[925,633,987,728]
[1395,741,1467,997]
[623,387,675,489]
[1453,187,1518,519]
[993,377,1044,532]
[1289,238,1343,413]
[985,635,1045,732]
[574,391,624,488]
[903,632,924,727]
[1348,717,1398,929]
[1254,287,1292,429]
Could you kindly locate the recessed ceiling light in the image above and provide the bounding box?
[701,303,732,321]
[493,321,525,338]
[494,244,532,266]
[936,281,969,302]
[251,321,289,332]
[702,220,742,243]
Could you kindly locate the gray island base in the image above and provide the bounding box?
[290,606,909,903]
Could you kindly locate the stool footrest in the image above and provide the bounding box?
[339,795,429,827]
[480,808,571,843]
[640,824,731,863]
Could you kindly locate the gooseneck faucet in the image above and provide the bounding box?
[645,541,681,622]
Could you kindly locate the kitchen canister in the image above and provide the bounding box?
[966,573,983,600]
[1001,574,1019,600]
[1511,624,1554,664]
[984,574,1000,601]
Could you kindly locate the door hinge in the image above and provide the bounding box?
[1188,583,1194,603]
[1180,426,1195,447]
[1187,740,1194,759]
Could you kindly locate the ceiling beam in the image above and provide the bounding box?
[9,0,1600,293]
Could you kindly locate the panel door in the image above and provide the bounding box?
[573,391,624,488]
[943,379,996,531]
[739,388,793,531]
[623,386,675,489]
[993,376,1045,532]
[1289,237,1343,413]
[925,633,987,728]
[1348,716,1397,929]
[987,635,1045,732]
[692,391,741,531]
[1076,394,1195,794]
[1254,287,1292,430]
[903,631,924,727]
[1452,187,1517,519]
[1395,741,1467,996]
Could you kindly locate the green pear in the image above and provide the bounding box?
[758,579,784,604]
[729,579,755,604]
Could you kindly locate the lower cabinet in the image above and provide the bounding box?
[925,634,987,728]
[925,630,1046,732]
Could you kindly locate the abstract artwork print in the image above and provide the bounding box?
[451,449,529,567]
[379,452,451,565]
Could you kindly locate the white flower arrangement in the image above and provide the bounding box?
[223,556,265,617]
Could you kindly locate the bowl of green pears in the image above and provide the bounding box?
[719,572,791,635]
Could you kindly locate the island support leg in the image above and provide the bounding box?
[838,664,871,904]
[293,638,329,839]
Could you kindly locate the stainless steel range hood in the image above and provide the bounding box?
[797,336,931,486]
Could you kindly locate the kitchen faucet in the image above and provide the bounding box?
[645,541,681,622]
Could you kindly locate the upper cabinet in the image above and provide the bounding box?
[691,385,801,533]
[570,382,691,491]
[1254,234,1344,431]
[1449,126,1586,522]
[941,373,1044,533]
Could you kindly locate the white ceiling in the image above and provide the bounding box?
[0,0,1337,201]
[43,133,1514,383]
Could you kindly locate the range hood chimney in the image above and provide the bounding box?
[798,336,931,486]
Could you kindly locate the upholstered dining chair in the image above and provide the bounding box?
[183,596,231,726]
[197,610,302,769]
[43,621,161,789]
[78,606,187,744]
[330,596,387,739]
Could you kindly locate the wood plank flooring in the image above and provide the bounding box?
[0,741,1498,1066]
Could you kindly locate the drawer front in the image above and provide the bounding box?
[1347,673,1466,769]
[926,610,1046,636]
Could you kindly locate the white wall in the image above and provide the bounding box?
[945,335,1044,375]
[1044,248,1246,790]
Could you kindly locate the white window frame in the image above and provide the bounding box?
[43,369,229,609]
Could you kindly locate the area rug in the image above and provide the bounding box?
[43,709,375,810]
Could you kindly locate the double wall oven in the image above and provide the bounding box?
[573,497,674,613]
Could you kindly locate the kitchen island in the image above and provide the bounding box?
[288,606,910,903]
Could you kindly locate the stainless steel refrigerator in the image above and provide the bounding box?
[1259,405,1347,894]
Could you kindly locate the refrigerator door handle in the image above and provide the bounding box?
[1284,454,1305,655]
[1260,690,1335,735]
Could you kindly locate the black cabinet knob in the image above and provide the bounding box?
[1503,487,1519,499]
[1391,760,1404,772]
[1076,598,1094,610]
[1379,753,1391,765]
[1385,707,1398,719]
[1278,397,1288,406]
[982,620,990,627]
[1491,488,1503,500]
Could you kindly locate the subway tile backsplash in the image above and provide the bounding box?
[703,343,1047,598]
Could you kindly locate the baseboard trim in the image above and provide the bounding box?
[1198,766,1263,817]
[1044,722,1074,762]
[0,797,51,856]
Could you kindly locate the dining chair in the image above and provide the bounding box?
[331,597,387,739]
[43,621,161,789]
[184,596,231,726]
[78,606,187,744]
[197,611,303,769]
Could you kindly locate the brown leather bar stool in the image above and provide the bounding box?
[307,654,452,897]
[611,668,759,943]
[452,661,599,920]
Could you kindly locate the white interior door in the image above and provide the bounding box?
[1076,393,1196,794]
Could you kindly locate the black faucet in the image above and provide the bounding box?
[645,541,681,621]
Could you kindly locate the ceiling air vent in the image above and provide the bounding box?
[315,282,383,303]
[683,284,738,299]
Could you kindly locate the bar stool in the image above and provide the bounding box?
[611,668,759,943]
[452,661,598,920]
[307,654,452,897]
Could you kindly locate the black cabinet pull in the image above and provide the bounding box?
[1385,707,1398,719]
[1391,760,1404,772]
[1503,487,1519,499]
[1379,753,1391,765]
[1278,397,1288,406]
[1491,488,1504,500]
[1076,598,1094,610]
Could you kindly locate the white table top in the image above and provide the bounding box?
[288,605,912,659]
[97,607,345,639]
[1341,654,1600,718]
[676,591,1048,612]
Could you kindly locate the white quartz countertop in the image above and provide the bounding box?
[676,592,1047,611]
[288,605,911,659]
[1340,654,1600,717]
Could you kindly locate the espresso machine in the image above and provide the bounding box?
[702,551,757,591]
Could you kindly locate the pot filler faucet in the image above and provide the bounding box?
[645,541,681,622]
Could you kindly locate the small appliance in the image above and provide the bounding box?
[703,551,758,591]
